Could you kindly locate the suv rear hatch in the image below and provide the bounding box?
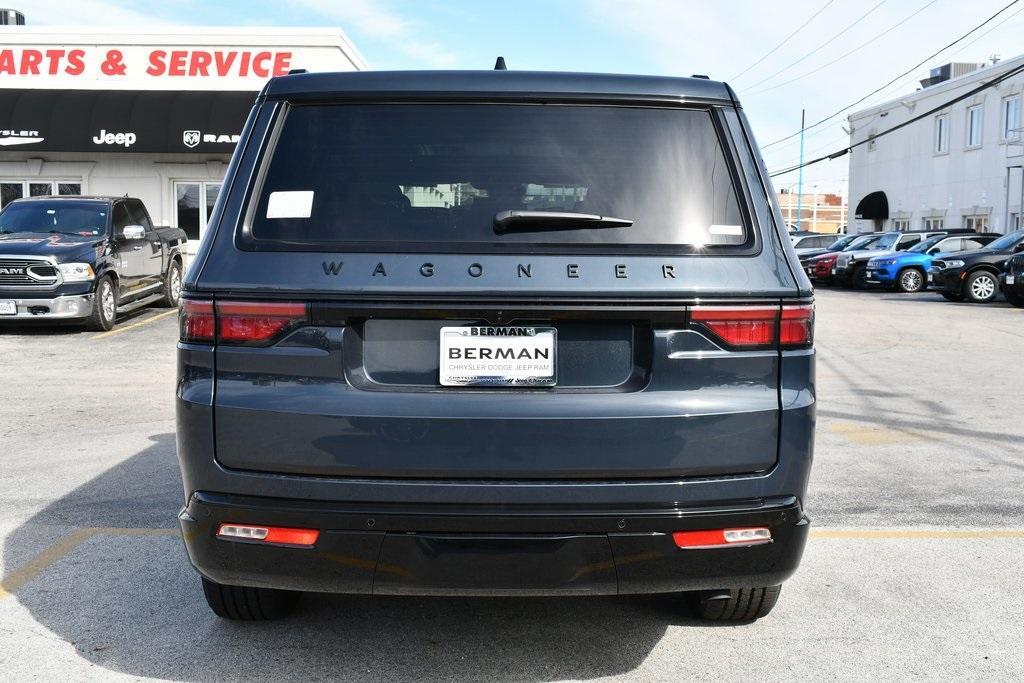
[194,98,807,480]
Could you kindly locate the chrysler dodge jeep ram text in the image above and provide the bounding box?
[0,196,186,330]
[175,70,816,622]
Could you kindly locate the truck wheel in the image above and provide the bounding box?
[159,259,182,307]
[201,577,300,620]
[964,271,999,303]
[692,586,782,622]
[85,275,117,332]
[896,268,925,293]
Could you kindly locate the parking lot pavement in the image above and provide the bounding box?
[1,289,1022,681]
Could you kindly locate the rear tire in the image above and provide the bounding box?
[896,267,925,293]
[851,265,868,290]
[964,271,999,304]
[159,259,182,307]
[85,275,117,332]
[201,577,300,620]
[691,585,782,622]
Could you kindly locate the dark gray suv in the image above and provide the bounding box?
[175,70,816,622]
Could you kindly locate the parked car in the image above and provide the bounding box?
[175,70,815,622]
[833,230,960,288]
[790,232,836,254]
[794,233,860,264]
[0,196,186,330]
[1002,252,1024,307]
[930,229,1024,303]
[865,233,1001,293]
[802,233,883,284]
[794,233,856,260]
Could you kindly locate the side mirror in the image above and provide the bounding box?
[122,225,145,240]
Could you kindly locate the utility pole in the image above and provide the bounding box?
[796,109,805,231]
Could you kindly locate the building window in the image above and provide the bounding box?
[923,217,944,230]
[966,106,983,148]
[963,215,989,231]
[934,114,949,153]
[0,179,81,209]
[892,218,910,231]
[1003,97,1021,140]
[174,181,222,242]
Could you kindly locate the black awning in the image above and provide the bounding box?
[0,88,256,154]
[854,190,889,220]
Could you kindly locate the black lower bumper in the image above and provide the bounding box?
[180,492,809,596]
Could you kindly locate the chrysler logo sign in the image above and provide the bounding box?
[183,130,200,148]
[0,129,44,146]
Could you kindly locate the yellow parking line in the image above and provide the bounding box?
[0,527,178,600]
[91,308,177,340]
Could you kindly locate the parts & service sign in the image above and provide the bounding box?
[0,46,299,89]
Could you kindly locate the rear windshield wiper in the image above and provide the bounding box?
[493,210,633,234]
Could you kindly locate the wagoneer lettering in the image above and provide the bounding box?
[176,69,815,623]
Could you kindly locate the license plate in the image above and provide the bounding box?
[440,326,556,387]
[831,268,837,275]
[0,300,16,315]
[928,274,934,283]
[866,270,874,277]
[1008,274,1016,285]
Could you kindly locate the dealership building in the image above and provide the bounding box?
[0,20,366,255]
[847,56,1024,234]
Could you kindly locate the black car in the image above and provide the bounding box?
[1000,252,1024,307]
[930,229,1024,303]
[175,70,815,623]
[0,196,186,330]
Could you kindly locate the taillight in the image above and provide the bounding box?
[689,303,813,350]
[179,299,214,343]
[672,527,772,550]
[217,523,319,547]
[217,300,308,344]
[780,304,814,347]
[179,299,308,345]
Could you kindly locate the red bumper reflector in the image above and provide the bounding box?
[217,524,320,547]
[672,527,772,549]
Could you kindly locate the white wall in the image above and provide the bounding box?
[847,56,1024,234]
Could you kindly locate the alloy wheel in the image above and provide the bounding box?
[970,274,996,301]
[100,281,116,322]
[170,267,182,303]
[900,269,923,293]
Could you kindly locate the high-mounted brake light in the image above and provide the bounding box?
[672,527,772,549]
[178,299,308,345]
[217,523,320,547]
[689,304,814,349]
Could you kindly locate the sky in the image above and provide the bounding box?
[13,0,1024,197]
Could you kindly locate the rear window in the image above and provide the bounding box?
[245,104,749,252]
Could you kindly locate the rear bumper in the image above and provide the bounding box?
[1001,272,1022,295]
[929,268,963,293]
[179,492,809,596]
[0,292,94,320]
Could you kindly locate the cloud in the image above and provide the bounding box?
[293,0,458,67]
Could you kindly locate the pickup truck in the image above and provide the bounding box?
[0,195,187,330]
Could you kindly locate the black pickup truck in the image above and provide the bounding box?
[0,196,187,330]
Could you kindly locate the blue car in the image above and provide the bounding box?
[866,233,1001,292]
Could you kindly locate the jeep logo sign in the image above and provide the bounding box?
[183,130,200,148]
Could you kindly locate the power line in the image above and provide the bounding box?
[768,58,1024,177]
[738,1,886,91]
[730,0,837,82]
[761,0,1022,149]
[745,0,937,97]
